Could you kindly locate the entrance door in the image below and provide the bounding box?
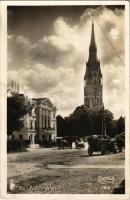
[34,134,39,144]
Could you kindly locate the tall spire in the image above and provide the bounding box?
[89,21,97,50]
[84,20,103,112]
[88,21,98,65]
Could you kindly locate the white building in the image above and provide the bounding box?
[10,97,57,145]
[33,98,57,143]
[7,81,57,145]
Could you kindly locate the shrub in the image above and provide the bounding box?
[7,139,31,153]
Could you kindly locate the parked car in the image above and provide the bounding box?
[57,138,72,149]
[87,135,118,156]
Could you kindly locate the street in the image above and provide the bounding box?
[7,147,125,194]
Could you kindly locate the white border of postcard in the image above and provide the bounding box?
[0,1,129,200]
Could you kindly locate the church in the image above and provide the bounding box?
[84,21,103,111]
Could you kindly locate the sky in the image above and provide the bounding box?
[7,5,125,119]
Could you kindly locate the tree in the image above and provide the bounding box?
[56,106,116,138]
[7,93,32,135]
[97,109,115,137]
[116,116,125,134]
[57,115,65,137]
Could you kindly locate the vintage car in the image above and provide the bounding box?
[57,138,72,149]
[87,135,118,156]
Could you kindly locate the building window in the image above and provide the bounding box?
[48,116,50,128]
[94,97,99,106]
[53,123,55,130]
[49,135,51,141]
[43,115,45,128]
[53,112,55,118]
[42,115,43,129]
[45,116,47,128]
[34,121,36,129]
[94,97,96,106]
[97,98,99,105]
[33,121,35,129]
[30,121,33,129]
[91,98,94,106]
[42,134,46,140]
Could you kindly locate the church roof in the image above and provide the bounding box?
[32,97,57,110]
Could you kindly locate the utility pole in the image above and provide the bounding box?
[104,120,106,137]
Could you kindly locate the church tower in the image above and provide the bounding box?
[84,21,103,111]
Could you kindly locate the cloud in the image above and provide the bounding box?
[8,34,31,70]
[8,6,125,119]
[103,64,125,116]
[22,63,75,93]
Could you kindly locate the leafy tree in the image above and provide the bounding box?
[57,106,117,138]
[57,115,65,137]
[116,116,125,134]
[7,93,32,135]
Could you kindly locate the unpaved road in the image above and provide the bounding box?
[7,148,125,194]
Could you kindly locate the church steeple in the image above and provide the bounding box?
[84,20,103,111]
[88,21,99,71]
[88,21,98,70]
[89,21,97,51]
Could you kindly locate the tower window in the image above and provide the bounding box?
[94,97,99,106]
[30,121,33,129]
[53,112,55,118]
[92,98,94,106]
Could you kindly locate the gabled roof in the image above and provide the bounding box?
[32,97,56,110]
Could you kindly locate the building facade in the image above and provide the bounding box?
[8,85,57,145]
[33,98,57,143]
[10,97,37,144]
[84,22,103,111]
[13,110,37,144]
